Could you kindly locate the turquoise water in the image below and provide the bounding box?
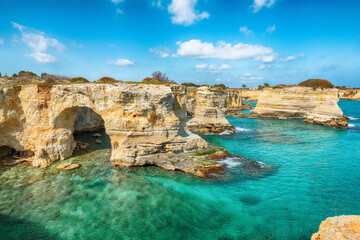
[1,100,360,239]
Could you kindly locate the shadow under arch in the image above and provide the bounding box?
[54,106,112,159]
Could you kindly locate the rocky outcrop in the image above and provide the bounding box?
[187,86,235,133]
[242,89,261,101]
[0,83,209,168]
[312,215,360,240]
[250,87,348,128]
[340,89,360,100]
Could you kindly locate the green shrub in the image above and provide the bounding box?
[71,77,90,83]
[95,77,122,83]
[298,79,334,89]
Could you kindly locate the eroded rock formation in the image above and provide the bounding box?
[0,83,209,168]
[340,89,360,100]
[187,86,235,133]
[312,215,360,240]
[250,87,348,128]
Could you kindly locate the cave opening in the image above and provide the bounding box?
[71,107,112,157]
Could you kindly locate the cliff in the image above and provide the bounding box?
[250,87,348,128]
[242,89,261,101]
[340,89,360,100]
[0,83,212,170]
[312,215,360,240]
[187,86,235,133]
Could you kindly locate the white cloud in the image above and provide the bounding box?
[0,38,4,44]
[168,0,209,26]
[252,0,276,12]
[12,22,65,63]
[149,46,170,58]
[28,52,57,63]
[239,73,263,81]
[195,63,232,74]
[176,39,275,62]
[194,64,208,69]
[107,58,135,66]
[239,26,253,36]
[116,8,123,14]
[266,24,276,34]
[280,53,306,62]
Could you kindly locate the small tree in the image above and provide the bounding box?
[242,84,246,88]
[264,83,270,87]
[152,71,174,83]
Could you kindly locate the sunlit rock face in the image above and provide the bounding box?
[311,215,360,240]
[0,83,208,167]
[187,86,235,133]
[340,89,360,100]
[250,87,348,128]
[185,87,243,117]
[242,89,261,101]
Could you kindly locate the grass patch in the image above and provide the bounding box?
[193,147,224,157]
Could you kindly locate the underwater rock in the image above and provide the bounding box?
[56,163,80,170]
[312,215,360,240]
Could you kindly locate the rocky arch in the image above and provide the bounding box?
[0,83,209,168]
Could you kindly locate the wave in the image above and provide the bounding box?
[348,124,356,128]
[219,130,234,136]
[235,127,252,132]
[348,116,359,121]
[217,157,243,168]
[279,117,287,120]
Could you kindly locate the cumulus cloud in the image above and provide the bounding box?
[239,26,253,36]
[252,0,276,12]
[149,46,170,58]
[0,38,4,44]
[12,22,65,63]
[195,63,232,74]
[28,52,57,63]
[266,25,276,34]
[168,0,209,26]
[107,58,135,66]
[280,53,306,62]
[176,39,275,62]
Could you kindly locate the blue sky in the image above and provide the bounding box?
[0,0,359,87]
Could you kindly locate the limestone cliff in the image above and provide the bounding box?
[340,89,360,100]
[312,215,360,240]
[242,89,261,101]
[0,83,209,168]
[250,87,348,128]
[187,86,235,133]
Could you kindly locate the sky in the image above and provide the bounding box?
[0,0,360,87]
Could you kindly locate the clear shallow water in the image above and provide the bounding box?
[1,100,360,240]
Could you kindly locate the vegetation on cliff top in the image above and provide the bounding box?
[298,79,334,89]
[94,77,122,84]
[71,77,90,83]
